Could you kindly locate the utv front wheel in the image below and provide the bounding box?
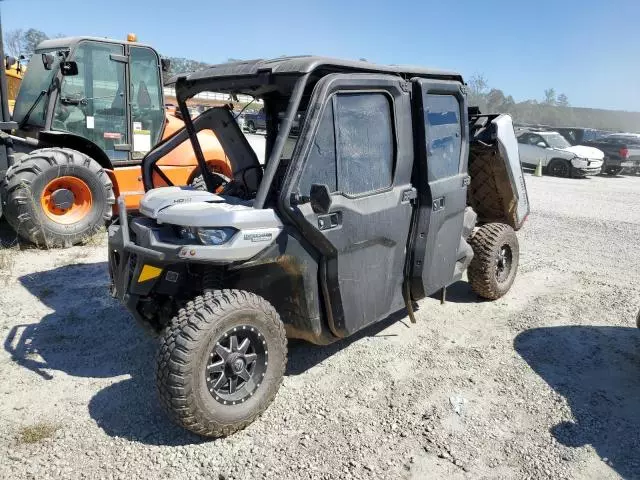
[156,290,287,437]
[468,223,519,300]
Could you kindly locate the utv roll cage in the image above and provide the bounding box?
[142,56,463,207]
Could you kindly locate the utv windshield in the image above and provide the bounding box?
[543,133,571,149]
[12,49,63,127]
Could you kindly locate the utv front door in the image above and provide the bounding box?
[283,74,415,338]
[409,79,469,298]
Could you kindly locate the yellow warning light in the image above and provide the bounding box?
[127,33,138,42]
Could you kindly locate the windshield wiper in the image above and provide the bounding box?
[18,89,47,129]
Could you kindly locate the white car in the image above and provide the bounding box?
[517,130,604,177]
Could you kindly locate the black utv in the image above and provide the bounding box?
[108,56,530,437]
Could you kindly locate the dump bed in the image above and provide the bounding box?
[467,114,529,230]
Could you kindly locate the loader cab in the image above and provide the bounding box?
[12,37,165,162]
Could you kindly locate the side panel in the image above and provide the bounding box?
[493,115,530,229]
[281,73,415,338]
[409,78,469,299]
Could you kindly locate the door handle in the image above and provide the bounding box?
[432,197,445,211]
[318,212,341,230]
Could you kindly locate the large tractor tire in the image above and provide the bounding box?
[156,290,287,437]
[2,148,114,247]
[467,222,519,300]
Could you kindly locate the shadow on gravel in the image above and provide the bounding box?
[287,309,409,376]
[430,281,483,304]
[7,262,203,446]
[515,326,640,479]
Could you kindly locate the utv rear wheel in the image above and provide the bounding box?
[547,159,571,178]
[468,223,519,300]
[2,148,114,247]
[156,290,287,438]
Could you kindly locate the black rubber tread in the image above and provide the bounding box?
[468,149,504,221]
[2,148,114,247]
[156,289,287,438]
[190,171,229,192]
[547,158,571,178]
[467,222,519,300]
[190,174,206,191]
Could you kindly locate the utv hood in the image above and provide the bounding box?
[138,187,282,230]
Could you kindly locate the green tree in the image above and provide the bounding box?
[22,29,49,57]
[557,93,570,107]
[467,73,489,110]
[543,88,557,105]
[4,29,23,57]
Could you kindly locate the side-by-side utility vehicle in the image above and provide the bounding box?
[108,57,530,437]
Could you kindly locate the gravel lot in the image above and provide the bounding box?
[1,173,639,480]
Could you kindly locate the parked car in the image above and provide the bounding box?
[582,133,640,175]
[243,108,266,133]
[517,130,604,177]
[233,111,246,130]
[243,108,304,135]
[554,127,611,146]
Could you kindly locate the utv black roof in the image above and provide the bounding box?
[170,56,464,98]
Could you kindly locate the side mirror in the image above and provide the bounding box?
[536,142,546,148]
[5,56,16,69]
[60,61,78,76]
[161,58,171,73]
[42,53,55,71]
[310,184,332,214]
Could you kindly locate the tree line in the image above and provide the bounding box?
[468,74,640,132]
[6,29,640,133]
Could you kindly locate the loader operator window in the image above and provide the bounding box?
[130,47,164,159]
[298,92,394,196]
[53,41,128,161]
[424,94,462,181]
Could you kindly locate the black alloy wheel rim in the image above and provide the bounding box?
[206,325,268,405]
[496,244,513,284]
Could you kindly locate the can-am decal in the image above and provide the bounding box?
[243,232,273,243]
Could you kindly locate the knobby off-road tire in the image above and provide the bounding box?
[156,289,287,438]
[468,222,519,300]
[3,148,114,247]
[467,148,504,221]
[190,171,229,192]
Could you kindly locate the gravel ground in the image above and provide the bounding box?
[1,173,639,480]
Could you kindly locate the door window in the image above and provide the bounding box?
[336,93,394,194]
[298,92,394,196]
[54,41,128,161]
[130,47,164,159]
[298,101,337,194]
[424,94,462,181]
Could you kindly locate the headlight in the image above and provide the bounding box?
[196,227,236,245]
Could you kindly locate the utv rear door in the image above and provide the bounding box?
[408,79,469,299]
[282,73,414,338]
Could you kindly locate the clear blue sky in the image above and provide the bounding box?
[2,0,640,111]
